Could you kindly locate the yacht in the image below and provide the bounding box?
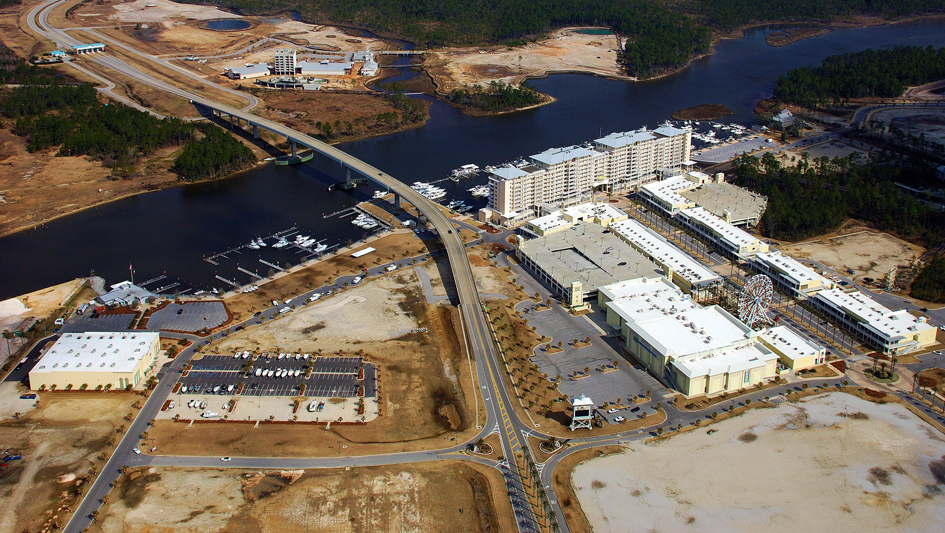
[256,237,266,247]
[247,241,260,250]
[372,190,388,199]
[468,185,490,197]
[314,242,328,253]
[273,237,289,248]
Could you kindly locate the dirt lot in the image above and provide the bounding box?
[424,27,621,93]
[92,461,513,533]
[869,108,945,146]
[572,392,945,532]
[150,271,485,457]
[775,139,871,166]
[0,389,140,533]
[779,227,925,283]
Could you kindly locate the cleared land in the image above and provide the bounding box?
[0,390,140,533]
[869,108,945,147]
[572,392,945,532]
[92,461,513,533]
[424,27,621,93]
[149,270,484,457]
[780,227,925,282]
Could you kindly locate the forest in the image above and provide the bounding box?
[772,46,945,107]
[177,0,941,77]
[730,152,944,246]
[448,81,542,113]
[910,254,945,303]
[174,125,256,182]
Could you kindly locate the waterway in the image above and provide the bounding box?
[2,21,945,300]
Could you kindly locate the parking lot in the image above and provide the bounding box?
[178,354,376,399]
[692,136,770,163]
[146,302,228,333]
[61,313,135,333]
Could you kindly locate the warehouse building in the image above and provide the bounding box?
[29,332,161,391]
[599,277,778,397]
[71,43,105,54]
[759,325,826,372]
[515,223,661,308]
[811,289,938,355]
[676,207,769,259]
[638,171,767,227]
[226,63,270,79]
[607,218,721,296]
[524,202,628,237]
[297,60,352,75]
[748,251,834,299]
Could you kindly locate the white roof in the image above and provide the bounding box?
[31,332,159,375]
[600,277,754,358]
[572,394,594,406]
[528,211,572,232]
[653,125,689,138]
[561,202,627,221]
[639,175,696,207]
[753,251,831,288]
[608,219,720,286]
[672,344,776,378]
[678,207,762,250]
[229,63,270,77]
[814,289,936,342]
[488,165,530,181]
[760,325,824,362]
[298,61,352,73]
[530,145,597,166]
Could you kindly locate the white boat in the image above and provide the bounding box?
[314,243,328,253]
[247,242,260,250]
[372,190,387,199]
[273,237,289,248]
[256,237,266,247]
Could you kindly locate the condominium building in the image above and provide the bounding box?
[273,49,297,76]
[811,288,938,355]
[676,207,769,259]
[748,251,834,298]
[599,277,777,397]
[483,126,690,225]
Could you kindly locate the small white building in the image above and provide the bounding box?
[360,60,379,77]
[29,332,161,391]
[352,51,375,62]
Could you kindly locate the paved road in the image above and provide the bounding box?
[3,335,58,383]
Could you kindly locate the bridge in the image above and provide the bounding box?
[376,50,426,56]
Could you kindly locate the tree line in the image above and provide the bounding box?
[448,81,542,112]
[910,254,945,303]
[174,125,256,182]
[696,0,944,30]
[730,151,944,246]
[772,46,945,107]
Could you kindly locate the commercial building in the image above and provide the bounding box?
[637,174,698,216]
[273,48,297,76]
[607,218,721,295]
[226,63,271,79]
[29,332,161,391]
[811,288,938,355]
[637,171,767,226]
[676,207,769,259]
[97,281,158,307]
[773,108,795,128]
[748,251,834,299]
[515,223,662,307]
[297,61,352,75]
[351,51,375,62]
[599,277,778,397]
[484,126,690,225]
[71,43,105,54]
[524,202,628,237]
[759,325,826,372]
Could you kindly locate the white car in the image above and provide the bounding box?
[221,457,232,462]
[607,408,618,414]
[132,448,141,455]
[352,276,362,285]
[614,416,626,423]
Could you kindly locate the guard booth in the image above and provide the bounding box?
[570,394,594,431]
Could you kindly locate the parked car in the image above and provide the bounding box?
[132,448,141,455]
[614,416,625,423]
[3,454,22,461]
[607,408,618,414]
[630,406,640,413]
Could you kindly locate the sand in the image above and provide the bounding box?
[572,392,945,532]
[780,229,924,282]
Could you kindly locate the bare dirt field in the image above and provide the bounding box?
[870,108,945,146]
[779,139,871,164]
[150,271,484,457]
[780,227,925,282]
[92,461,513,533]
[0,390,140,533]
[572,392,945,532]
[424,27,621,93]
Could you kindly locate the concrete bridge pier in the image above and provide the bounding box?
[229,114,235,129]
[290,140,297,159]
[252,124,258,139]
[393,193,401,209]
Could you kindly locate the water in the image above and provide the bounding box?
[206,19,252,31]
[2,21,945,299]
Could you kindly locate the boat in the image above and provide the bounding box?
[372,190,387,199]
[256,237,266,247]
[247,241,260,250]
[362,221,378,229]
[468,185,490,197]
[314,243,328,253]
[273,237,289,248]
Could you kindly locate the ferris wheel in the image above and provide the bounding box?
[738,274,774,329]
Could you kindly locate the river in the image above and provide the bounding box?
[2,20,944,300]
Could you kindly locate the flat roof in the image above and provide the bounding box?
[351,247,375,258]
[608,219,721,287]
[528,211,573,232]
[760,325,824,362]
[229,63,270,76]
[677,207,763,249]
[530,145,597,166]
[519,223,661,294]
[31,332,159,375]
[601,277,755,358]
[653,125,689,138]
[814,288,937,342]
[639,175,696,208]
[752,251,831,288]
[98,281,157,305]
[594,129,656,149]
[672,344,776,378]
[680,181,766,223]
[561,202,627,221]
[298,61,352,72]
[71,43,104,50]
